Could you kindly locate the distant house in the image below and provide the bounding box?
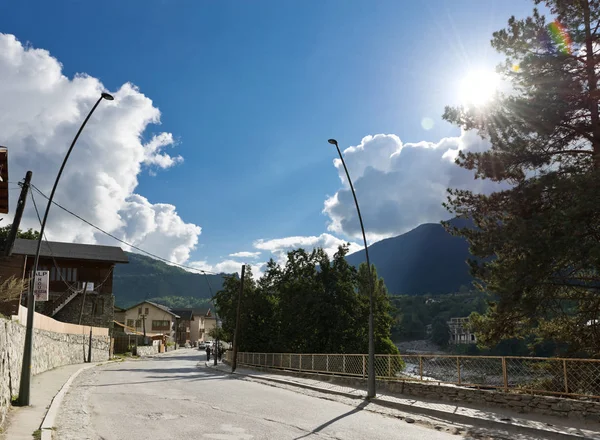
[122,301,179,340]
[193,307,216,343]
[447,317,476,344]
[0,238,128,330]
[170,307,217,345]
[171,308,194,346]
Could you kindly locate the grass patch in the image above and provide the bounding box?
[32,429,41,440]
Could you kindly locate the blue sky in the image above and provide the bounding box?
[0,0,538,272]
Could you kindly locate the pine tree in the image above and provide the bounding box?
[443,0,600,355]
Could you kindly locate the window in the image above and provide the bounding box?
[135,319,141,328]
[138,307,142,315]
[471,334,475,341]
[145,307,149,315]
[152,320,171,330]
[47,266,78,282]
[127,319,134,327]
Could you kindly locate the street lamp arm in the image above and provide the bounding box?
[333,144,372,271]
[31,95,105,271]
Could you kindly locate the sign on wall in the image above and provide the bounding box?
[33,270,49,301]
[0,147,8,214]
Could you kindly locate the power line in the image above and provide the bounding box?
[29,184,219,276]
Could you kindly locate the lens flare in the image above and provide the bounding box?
[548,20,572,55]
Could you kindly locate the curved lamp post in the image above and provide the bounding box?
[18,92,114,406]
[328,138,376,398]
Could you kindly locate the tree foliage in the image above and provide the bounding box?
[431,316,451,348]
[214,245,398,354]
[0,224,40,240]
[443,0,600,356]
[390,290,487,342]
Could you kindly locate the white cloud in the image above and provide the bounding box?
[188,259,266,279]
[323,130,499,240]
[229,251,261,259]
[1,33,200,264]
[253,233,362,265]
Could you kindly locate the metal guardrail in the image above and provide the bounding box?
[227,352,600,399]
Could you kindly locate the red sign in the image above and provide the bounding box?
[0,147,7,214]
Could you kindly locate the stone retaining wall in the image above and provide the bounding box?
[135,345,159,356]
[237,364,600,422]
[383,379,600,422]
[0,317,109,429]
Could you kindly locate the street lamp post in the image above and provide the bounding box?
[17,92,114,406]
[327,138,376,398]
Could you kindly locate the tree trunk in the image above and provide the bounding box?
[582,0,600,167]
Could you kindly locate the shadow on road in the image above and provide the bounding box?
[292,400,370,440]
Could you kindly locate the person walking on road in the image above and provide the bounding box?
[206,345,211,362]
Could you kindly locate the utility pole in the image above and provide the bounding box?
[87,297,95,363]
[4,171,32,256]
[141,314,147,341]
[231,265,245,373]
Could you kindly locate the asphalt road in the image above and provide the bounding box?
[55,349,459,440]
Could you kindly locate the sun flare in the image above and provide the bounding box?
[460,69,499,107]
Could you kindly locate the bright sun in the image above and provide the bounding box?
[459,70,499,107]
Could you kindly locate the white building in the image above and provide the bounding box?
[447,317,477,344]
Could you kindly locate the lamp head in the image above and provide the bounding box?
[101,92,114,101]
[327,139,338,146]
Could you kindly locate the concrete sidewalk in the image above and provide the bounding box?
[211,363,600,440]
[1,363,94,440]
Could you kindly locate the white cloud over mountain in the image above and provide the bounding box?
[254,233,362,265]
[323,130,499,240]
[0,33,200,264]
[229,251,261,259]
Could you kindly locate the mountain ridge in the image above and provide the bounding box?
[112,218,475,306]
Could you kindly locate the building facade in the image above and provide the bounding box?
[122,301,179,341]
[447,317,477,344]
[0,238,128,331]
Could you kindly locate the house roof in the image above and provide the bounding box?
[192,307,212,317]
[170,308,195,321]
[124,301,180,318]
[12,238,129,264]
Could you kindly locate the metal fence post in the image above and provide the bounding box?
[343,355,346,374]
[563,359,569,393]
[312,354,315,371]
[289,354,292,369]
[457,357,461,385]
[362,355,366,379]
[326,354,329,372]
[299,354,302,372]
[502,357,508,392]
[419,355,423,381]
[388,355,392,378]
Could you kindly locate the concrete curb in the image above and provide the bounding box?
[39,364,96,440]
[212,364,599,440]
